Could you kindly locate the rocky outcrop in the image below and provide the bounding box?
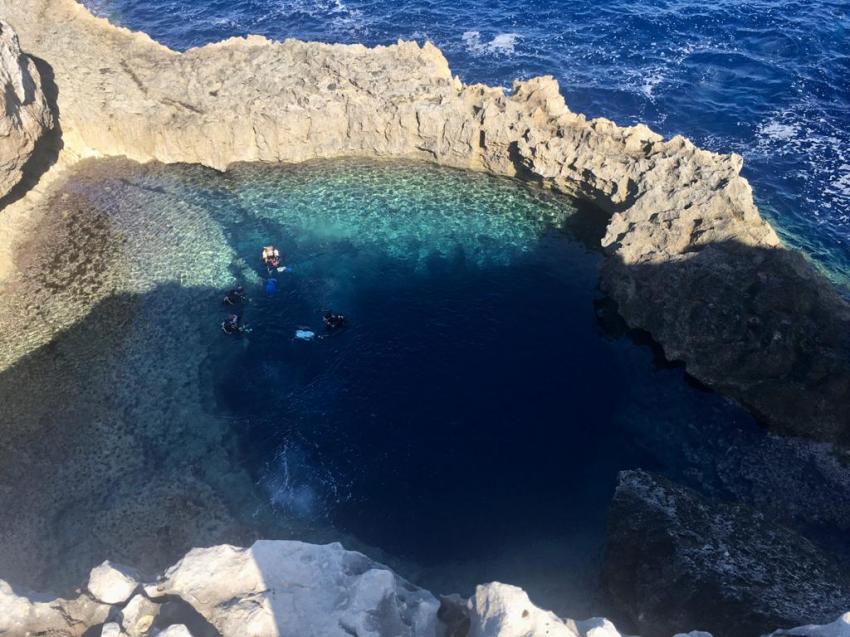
[767,613,850,637]
[0,18,53,200]
[0,578,110,636]
[462,582,581,637]
[1,538,846,637]
[87,562,141,606]
[0,0,847,442]
[0,540,638,637]
[151,541,440,637]
[604,470,850,637]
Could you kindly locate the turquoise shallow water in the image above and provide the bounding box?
[2,158,850,619]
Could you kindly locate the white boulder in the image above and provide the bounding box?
[467,582,581,637]
[155,625,194,637]
[121,593,160,636]
[155,540,440,637]
[578,617,629,637]
[88,561,140,605]
[0,577,110,636]
[101,622,124,637]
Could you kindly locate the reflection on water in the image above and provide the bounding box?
[0,158,848,619]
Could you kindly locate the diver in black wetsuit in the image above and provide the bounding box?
[223,286,247,306]
[323,311,348,331]
[221,314,247,335]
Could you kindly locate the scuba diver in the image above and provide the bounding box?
[323,311,348,331]
[221,313,250,335]
[261,245,282,272]
[223,286,247,306]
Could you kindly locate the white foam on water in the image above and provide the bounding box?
[263,443,325,519]
[754,101,850,229]
[260,439,353,521]
[758,120,799,142]
[270,0,367,36]
[489,33,519,54]
[462,31,519,56]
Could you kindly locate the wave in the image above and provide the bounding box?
[462,31,519,56]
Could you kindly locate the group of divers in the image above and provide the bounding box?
[220,245,347,340]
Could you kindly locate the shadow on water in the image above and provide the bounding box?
[0,283,267,593]
[603,239,850,445]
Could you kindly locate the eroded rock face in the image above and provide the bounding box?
[604,470,850,637]
[0,19,52,200]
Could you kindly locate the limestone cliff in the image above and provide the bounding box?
[0,18,52,200]
[1,0,848,442]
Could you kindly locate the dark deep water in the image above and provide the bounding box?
[5,158,849,617]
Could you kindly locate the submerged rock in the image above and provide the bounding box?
[604,470,850,637]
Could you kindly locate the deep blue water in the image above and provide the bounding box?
[190,160,764,612]
[85,0,850,283]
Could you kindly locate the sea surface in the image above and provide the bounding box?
[84,0,850,284]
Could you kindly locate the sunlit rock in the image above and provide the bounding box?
[154,540,440,637]
[0,19,53,200]
[88,561,141,605]
[0,578,109,636]
[155,625,195,637]
[121,594,160,636]
[467,582,581,637]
